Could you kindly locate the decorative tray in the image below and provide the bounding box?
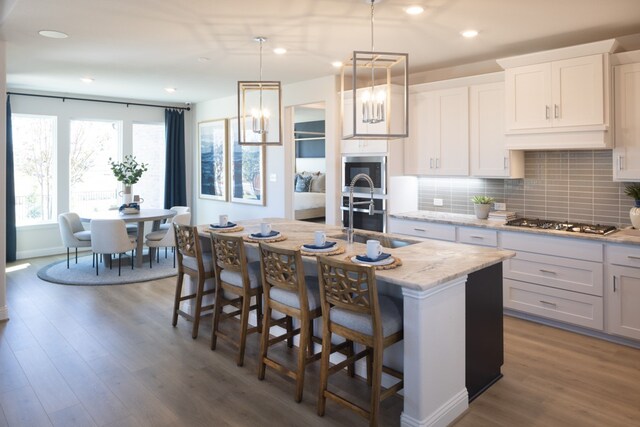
[208,225,244,233]
[243,233,287,243]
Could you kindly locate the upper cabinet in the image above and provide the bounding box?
[505,55,604,130]
[498,39,618,150]
[613,54,640,181]
[404,87,469,176]
[469,82,524,178]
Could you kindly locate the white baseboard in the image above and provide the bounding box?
[401,389,468,427]
[0,305,9,321]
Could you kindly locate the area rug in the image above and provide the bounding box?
[37,252,177,286]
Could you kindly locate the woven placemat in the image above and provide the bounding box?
[208,225,244,233]
[299,246,346,257]
[243,234,287,244]
[344,255,403,270]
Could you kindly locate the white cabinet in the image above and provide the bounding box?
[387,217,456,241]
[469,82,523,178]
[613,62,640,181]
[605,244,640,340]
[505,54,604,131]
[341,139,388,154]
[404,87,468,176]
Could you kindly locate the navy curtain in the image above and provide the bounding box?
[164,109,186,208]
[6,96,16,262]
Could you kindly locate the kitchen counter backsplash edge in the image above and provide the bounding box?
[390,211,640,245]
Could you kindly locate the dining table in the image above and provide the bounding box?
[80,208,176,268]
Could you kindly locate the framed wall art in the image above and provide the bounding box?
[198,119,228,201]
[229,117,265,205]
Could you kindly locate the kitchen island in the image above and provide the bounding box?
[200,218,515,427]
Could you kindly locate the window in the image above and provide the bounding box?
[12,114,57,225]
[69,119,121,212]
[132,123,166,208]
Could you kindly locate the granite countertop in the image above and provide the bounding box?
[198,218,514,292]
[390,211,640,245]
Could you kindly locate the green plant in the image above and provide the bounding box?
[624,183,640,200]
[471,195,495,205]
[108,155,148,186]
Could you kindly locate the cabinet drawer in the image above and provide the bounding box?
[504,251,603,296]
[501,231,603,262]
[458,227,498,247]
[607,244,640,268]
[387,218,455,242]
[504,278,603,330]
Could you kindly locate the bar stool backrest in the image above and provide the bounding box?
[173,224,205,273]
[259,242,307,307]
[210,233,250,289]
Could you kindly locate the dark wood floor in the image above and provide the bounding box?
[2,255,639,427]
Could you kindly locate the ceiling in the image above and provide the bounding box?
[2,0,640,104]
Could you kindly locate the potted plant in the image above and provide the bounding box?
[109,155,148,205]
[624,183,640,229]
[471,195,495,220]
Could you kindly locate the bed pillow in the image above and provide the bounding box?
[295,174,313,192]
[310,173,326,192]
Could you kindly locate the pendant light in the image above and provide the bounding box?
[341,0,408,140]
[237,36,283,145]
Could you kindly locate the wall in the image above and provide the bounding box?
[193,75,340,226]
[9,93,192,258]
[417,150,634,227]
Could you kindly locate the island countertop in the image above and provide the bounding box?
[199,218,515,291]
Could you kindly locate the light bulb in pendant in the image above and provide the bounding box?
[252,108,270,135]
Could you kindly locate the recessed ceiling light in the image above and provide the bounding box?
[165,87,177,93]
[461,29,479,38]
[198,57,210,63]
[273,47,287,55]
[38,30,68,39]
[331,61,343,68]
[80,77,94,84]
[405,5,424,15]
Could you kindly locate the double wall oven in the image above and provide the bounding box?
[341,155,387,232]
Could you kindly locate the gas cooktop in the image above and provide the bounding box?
[505,218,617,236]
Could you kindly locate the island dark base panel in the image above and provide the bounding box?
[466,262,504,402]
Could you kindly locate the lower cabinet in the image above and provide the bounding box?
[387,217,456,241]
[605,244,640,340]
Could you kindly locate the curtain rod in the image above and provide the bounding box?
[6,91,191,111]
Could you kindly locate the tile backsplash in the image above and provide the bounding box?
[417,150,634,227]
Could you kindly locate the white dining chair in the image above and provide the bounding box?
[145,212,191,268]
[159,206,190,230]
[58,212,92,269]
[90,219,137,276]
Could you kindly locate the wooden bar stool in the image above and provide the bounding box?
[316,256,404,427]
[173,223,216,339]
[257,242,335,402]
[209,232,263,367]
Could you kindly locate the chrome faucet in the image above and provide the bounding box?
[347,173,375,244]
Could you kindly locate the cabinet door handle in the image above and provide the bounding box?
[619,155,625,171]
[539,269,557,275]
[414,227,427,232]
[545,105,550,119]
[613,276,617,293]
[628,255,640,260]
[430,158,434,169]
[435,158,440,169]
[540,300,557,307]
[470,235,484,239]
[504,157,508,169]
[554,104,559,118]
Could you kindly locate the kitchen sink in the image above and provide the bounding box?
[329,232,421,249]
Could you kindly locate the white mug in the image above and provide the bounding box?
[219,214,228,227]
[260,222,272,236]
[366,240,382,259]
[314,231,326,246]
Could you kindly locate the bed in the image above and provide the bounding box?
[294,171,326,220]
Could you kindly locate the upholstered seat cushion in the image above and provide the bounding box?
[73,230,91,242]
[330,295,403,337]
[220,261,261,289]
[182,253,214,273]
[145,229,168,241]
[73,230,92,241]
[269,275,320,310]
